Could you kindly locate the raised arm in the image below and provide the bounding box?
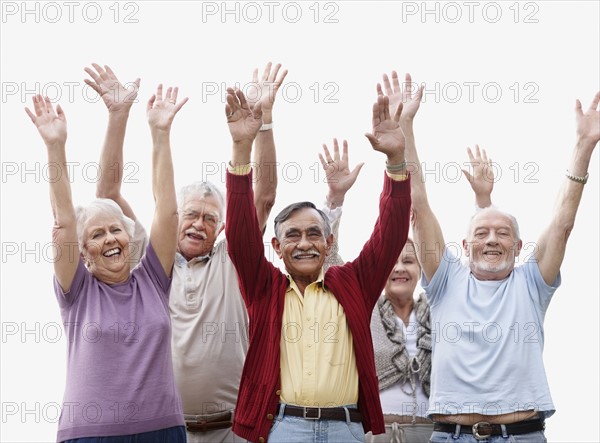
[146,85,188,275]
[319,139,364,269]
[245,62,288,231]
[380,71,445,281]
[461,144,494,208]
[225,88,275,304]
[25,96,78,291]
[535,92,600,285]
[84,63,139,219]
[345,95,411,299]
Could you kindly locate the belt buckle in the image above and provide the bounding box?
[303,407,321,420]
[472,422,492,440]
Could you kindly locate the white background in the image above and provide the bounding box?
[1,1,598,441]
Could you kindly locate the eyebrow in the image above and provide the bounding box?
[284,225,323,236]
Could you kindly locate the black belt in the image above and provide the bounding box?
[434,418,545,440]
[283,405,362,423]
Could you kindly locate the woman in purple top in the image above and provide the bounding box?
[25,82,188,443]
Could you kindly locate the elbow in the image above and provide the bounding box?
[256,190,277,218]
[95,184,119,201]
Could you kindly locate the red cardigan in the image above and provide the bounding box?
[226,171,411,443]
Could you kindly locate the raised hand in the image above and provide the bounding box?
[25,95,67,147]
[146,84,188,132]
[226,87,263,145]
[378,71,423,123]
[84,63,140,113]
[462,145,494,207]
[365,95,405,164]
[320,139,364,208]
[245,62,288,115]
[575,91,600,147]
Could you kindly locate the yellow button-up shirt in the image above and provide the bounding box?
[279,271,359,407]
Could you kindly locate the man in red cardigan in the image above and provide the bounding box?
[225,87,412,443]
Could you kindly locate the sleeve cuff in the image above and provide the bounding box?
[321,204,342,224]
[227,161,252,176]
[386,170,409,181]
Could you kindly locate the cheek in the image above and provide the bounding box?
[84,242,100,258]
[179,222,191,236]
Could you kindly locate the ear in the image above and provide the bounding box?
[80,251,91,269]
[462,239,470,257]
[514,239,523,257]
[325,234,334,255]
[271,237,283,258]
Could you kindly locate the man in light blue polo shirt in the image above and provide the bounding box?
[402,80,600,441]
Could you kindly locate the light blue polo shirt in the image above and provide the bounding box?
[422,249,559,418]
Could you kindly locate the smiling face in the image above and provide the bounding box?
[463,209,523,281]
[82,213,131,284]
[271,207,333,284]
[177,194,224,261]
[384,242,421,303]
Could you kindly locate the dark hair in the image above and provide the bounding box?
[273,202,331,239]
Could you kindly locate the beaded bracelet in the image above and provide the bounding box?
[565,170,589,185]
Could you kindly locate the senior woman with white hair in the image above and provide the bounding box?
[25,85,188,443]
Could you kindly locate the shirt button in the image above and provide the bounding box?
[266,413,274,420]
[307,344,312,348]
[258,438,265,443]
[306,317,312,322]
[307,371,312,376]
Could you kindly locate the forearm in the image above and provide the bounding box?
[253,109,277,231]
[401,122,430,208]
[47,142,77,229]
[150,130,178,268]
[475,192,492,209]
[151,130,177,217]
[550,139,593,234]
[323,205,344,269]
[96,110,130,198]
[231,141,252,166]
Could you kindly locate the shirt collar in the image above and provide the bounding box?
[286,268,326,292]
[175,250,212,266]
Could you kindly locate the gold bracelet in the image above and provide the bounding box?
[565,170,589,185]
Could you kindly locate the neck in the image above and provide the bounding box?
[290,273,321,295]
[386,293,414,325]
[470,266,513,281]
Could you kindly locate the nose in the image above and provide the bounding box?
[392,260,405,273]
[192,217,205,230]
[296,233,311,250]
[105,232,117,244]
[485,231,498,245]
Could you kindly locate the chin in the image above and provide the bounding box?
[472,260,514,277]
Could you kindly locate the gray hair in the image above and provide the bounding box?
[178,181,225,221]
[467,207,521,241]
[75,199,135,251]
[273,202,331,240]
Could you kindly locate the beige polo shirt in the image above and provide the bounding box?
[169,238,249,415]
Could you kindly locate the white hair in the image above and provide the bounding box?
[466,207,521,241]
[177,181,225,221]
[75,199,135,251]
